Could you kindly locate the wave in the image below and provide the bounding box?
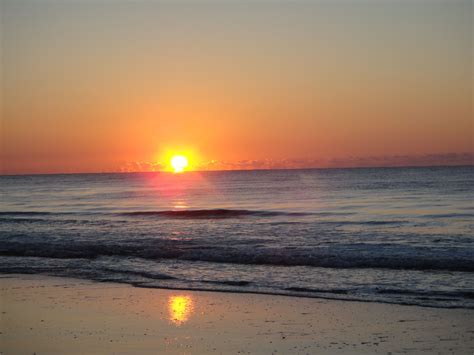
[0,262,472,309]
[0,253,472,309]
[0,210,414,225]
[0,210,409,227]
[202,280,252,286]
[121,209,310,219]
[102,269,177,280]
[322,220,406,226]
[0,209,310,219]
[376,289,474,299]
[422,213,474,219]
[285,287,349,294]
[0,217,50,223]
[0,211,54,216]
[1,241,472,272]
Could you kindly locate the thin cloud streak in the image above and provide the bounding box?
[121,152,474,173]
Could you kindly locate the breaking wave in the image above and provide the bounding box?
[121,209,310,218]
[1,240,472,272]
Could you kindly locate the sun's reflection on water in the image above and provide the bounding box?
[173,200,189,210]
[168,295,194,326]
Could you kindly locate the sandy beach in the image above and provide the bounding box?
[1,274,473,354]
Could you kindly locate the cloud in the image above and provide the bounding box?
[121,152,473,172]
[120,161,164,173]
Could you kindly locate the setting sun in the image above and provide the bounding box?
[170,155,189,173]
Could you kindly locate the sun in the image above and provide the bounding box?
[170,155,189,173]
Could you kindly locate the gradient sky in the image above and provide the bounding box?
[1,0,472,174]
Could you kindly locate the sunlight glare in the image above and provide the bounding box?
[171,155,189,173]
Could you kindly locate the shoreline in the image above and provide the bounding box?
[1,271,471,311]
[2,273,473,354]
[125,284,474,311]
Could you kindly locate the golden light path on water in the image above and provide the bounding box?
[168,295,194,326]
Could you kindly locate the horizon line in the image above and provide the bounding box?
[1,163,473,178]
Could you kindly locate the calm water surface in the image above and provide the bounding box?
[1,166,473,308]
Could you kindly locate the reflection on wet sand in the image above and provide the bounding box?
[168,295,194,326]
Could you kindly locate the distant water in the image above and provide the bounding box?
[1,166,473,308]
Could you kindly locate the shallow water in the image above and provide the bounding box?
[1,166,473,308]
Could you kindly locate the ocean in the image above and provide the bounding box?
[1,166,473,308]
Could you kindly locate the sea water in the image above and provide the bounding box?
[1,166,473,308]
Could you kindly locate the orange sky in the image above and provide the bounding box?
[1,0,472,174]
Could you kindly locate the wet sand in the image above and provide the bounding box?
[1,274,473,354]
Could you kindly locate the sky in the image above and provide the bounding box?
[1,0,472,174]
